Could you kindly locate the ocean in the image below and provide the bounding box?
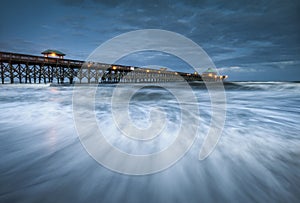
[0,82,299,203]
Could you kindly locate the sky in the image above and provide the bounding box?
[0,0,299,81]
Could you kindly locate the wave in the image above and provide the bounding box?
[29,81,300,92]
[188,81,300,91]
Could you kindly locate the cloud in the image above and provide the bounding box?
[218,59,300,80]
[0,39,50,56]
[218,66,264,73]
[56,0,85,7]
[257,60,300,70]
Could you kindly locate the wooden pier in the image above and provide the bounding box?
[0,51,222,84]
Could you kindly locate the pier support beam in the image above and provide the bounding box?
[1,63,4,84]
[9,63,14,84]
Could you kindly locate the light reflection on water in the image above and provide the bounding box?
[0,82,299,203]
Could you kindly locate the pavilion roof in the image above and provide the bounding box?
[41,49,66,56]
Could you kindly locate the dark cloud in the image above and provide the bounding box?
[57,0,86,7]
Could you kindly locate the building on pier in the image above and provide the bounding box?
[41,49,65,59]
[201,68,228,81]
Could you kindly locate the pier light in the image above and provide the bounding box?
[112,66,117,70]
[158,71,161,74]
[194,71,198,75]
[175,72,178,75]
[146,70,150,73]
[208,73,212,77]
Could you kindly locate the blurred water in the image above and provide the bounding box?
[0,82,299,203]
